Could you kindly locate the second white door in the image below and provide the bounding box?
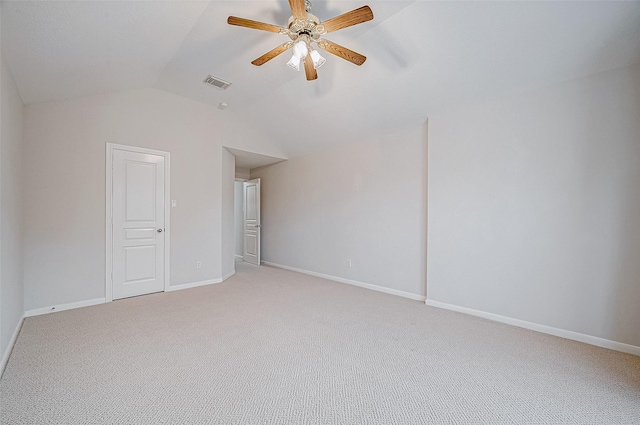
[243,178,261,265]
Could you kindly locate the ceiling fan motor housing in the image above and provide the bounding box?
[287,14,326,42]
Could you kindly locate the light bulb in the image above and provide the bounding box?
[292,39,309,59]
[287,55,301,71]
[310,50,326,69]
[287,39,309,72]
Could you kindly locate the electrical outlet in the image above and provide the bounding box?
[346,259,352,268]
[196,261,202,269]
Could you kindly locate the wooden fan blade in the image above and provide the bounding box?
[322,6,374,33]
[304,55,318,80]
[227,16,284,33]
[289,0,307,20]
[252,43,292,66]
[318,40,366,66]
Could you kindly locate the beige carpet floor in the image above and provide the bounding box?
[1,262,639,424]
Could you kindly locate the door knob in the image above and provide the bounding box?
[157,229,163,233]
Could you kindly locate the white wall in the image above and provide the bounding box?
[251,127,428,298]
[235,167,250,180]
[221,148,235,278]
[23,88,284,311]
[1,48,25,360]
[234,182,244,257]
[428,63,640,347]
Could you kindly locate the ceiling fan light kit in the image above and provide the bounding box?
[286,35,326,71]
[228,0,374,81]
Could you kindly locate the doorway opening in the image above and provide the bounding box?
[225,147,286,269]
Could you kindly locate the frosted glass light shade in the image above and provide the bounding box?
[287,39,310,72]
[287,56,301,71]
[310,50,326,69]
[292,40,309,59]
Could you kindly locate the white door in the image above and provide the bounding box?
[112,149,166,300]
[243,178,261,265]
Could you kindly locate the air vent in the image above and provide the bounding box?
[203,75,231,90]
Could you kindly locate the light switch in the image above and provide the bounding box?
[171,200,177,208]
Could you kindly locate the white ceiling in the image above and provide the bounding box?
[3,0,640,159]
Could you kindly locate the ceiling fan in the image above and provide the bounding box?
[228,0,374,81]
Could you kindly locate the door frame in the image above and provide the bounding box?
[235,178,247,262]
[105,143,171,302]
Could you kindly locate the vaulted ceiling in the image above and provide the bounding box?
[3,1,640,158]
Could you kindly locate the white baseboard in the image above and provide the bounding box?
[25,272,239,318]
[1,315,24,377]
[167,278,222,292]
[425,299,640,357]
[167,271,236,293]
[263,261,426,302]
[25,298,106,318]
